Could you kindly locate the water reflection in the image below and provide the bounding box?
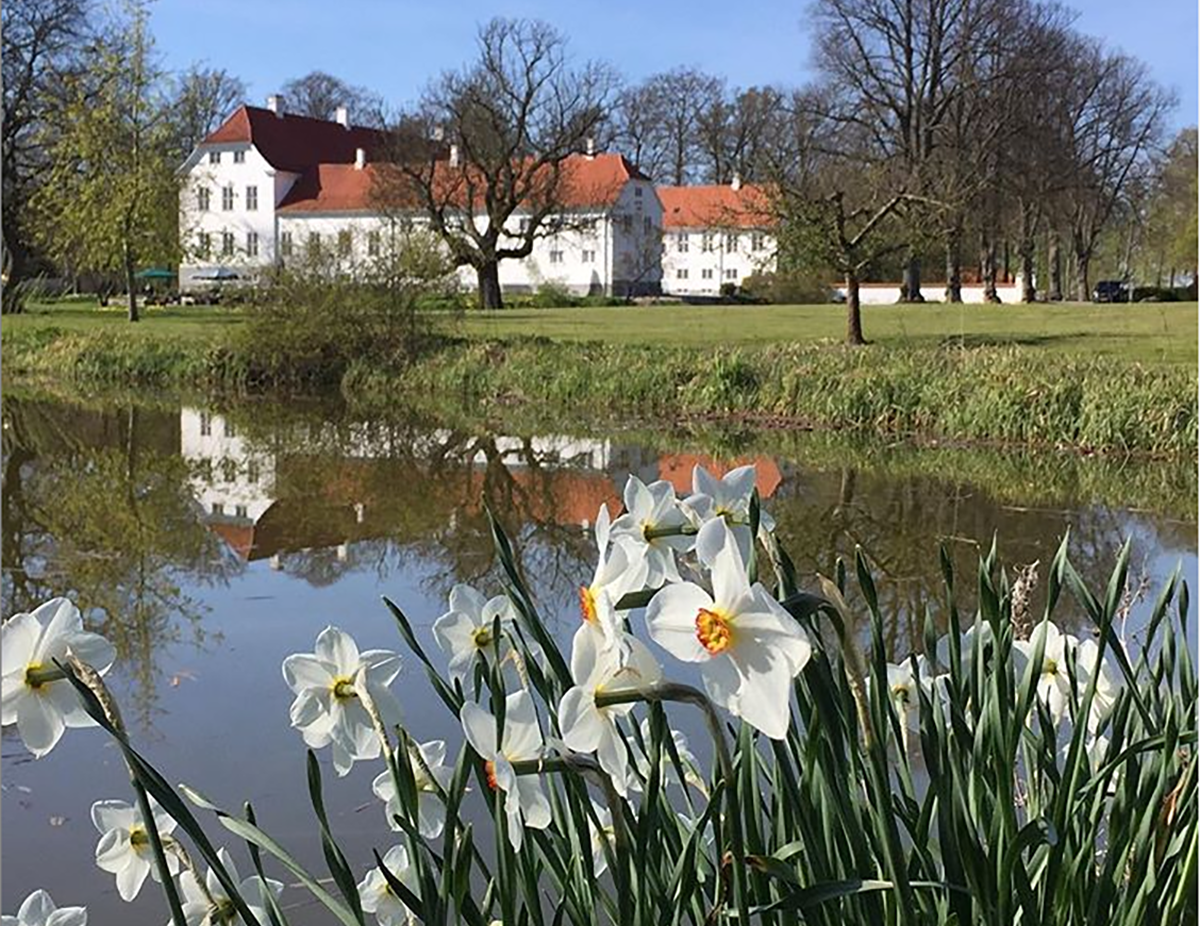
[3,395,1196,722]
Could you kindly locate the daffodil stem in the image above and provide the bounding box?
[131,760,189,926]
[595,683,751,926]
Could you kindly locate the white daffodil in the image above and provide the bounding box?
[1075,638,1122,733]
[1,890,86,926]
[358,844,418,926]
[885,661,922,733]
[461,690,551,851]
[372,739,454,838]
[1014,621,1079,726]
[558,608,662,796]
[611,477,693,589]
[578,504,634,644]
[281,626,403,777]
[684,465,776,562]
[587,800,616,877]
[646,519,811,740]
[633,718,708,796]
[1,598,115,758]
[933,623,994,675]
[432,585,517,683]
[91,797,180,902]
[177,846,283,926]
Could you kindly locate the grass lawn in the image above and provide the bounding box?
[6,298,1196,366]
[460,301,1198,365]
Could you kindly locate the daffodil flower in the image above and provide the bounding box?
[177,846,283,926]
[91,797,181,902]
[578,504,635,645]
[645,519,811,739]
[587,800,616,877]
[558,607,662,796]
[1075,638,1121,733]
[1,598,115,758]
[611,477,693,589]
[1014,621,1079,726]
[460,690,551,851]
[1,889,86,926]
[432,585,517,682]
[633,719,708,796]
[372,739,453,838]
[358,844,418,926]
[684,464,775,562]
[282,626,403,777]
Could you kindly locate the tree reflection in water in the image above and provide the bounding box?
[3,394,1194,728]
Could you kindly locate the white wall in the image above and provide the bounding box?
[178,144,291,290]
[835,279,1030,305]
[661,227,777,296]
[180,408,276,522]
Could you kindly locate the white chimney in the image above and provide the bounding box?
[449,144,460,168]
[335,105,349,127]
[354,147,366,170]
[585,137,595,158]
[267,94,285,117]
[731,172,742,191]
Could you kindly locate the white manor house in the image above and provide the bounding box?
[179,97,773,297]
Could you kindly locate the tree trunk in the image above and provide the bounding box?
[1073,242,1091,302]
[1019,204,1037,302]
[124,243,139,322]
[1047,231,1063,301]
[476,262,503,310]
[981,235,1000,303]
[944,221,962,303]
[845,270,865,346]
[900,253,924,302]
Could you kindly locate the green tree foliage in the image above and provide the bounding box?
[1142,127,1198,287]
[31,2,179,322]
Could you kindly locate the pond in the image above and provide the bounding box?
[2,393,1196,923]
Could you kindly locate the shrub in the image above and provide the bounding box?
[741,269,834,304]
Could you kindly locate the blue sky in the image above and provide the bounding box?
[152,0,1197,131]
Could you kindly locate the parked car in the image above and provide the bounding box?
[1092,280,1129,302]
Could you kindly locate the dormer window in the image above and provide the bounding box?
[209,151,221,165]
[233,150,245,164]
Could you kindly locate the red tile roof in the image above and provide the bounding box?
[278,152,648,215]
[657,454,783,499]
[658,184,775,230]
[201,105,388,174]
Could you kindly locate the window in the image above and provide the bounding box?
[197,187,210,212]
[235,504,248,519]
[701,268,714,280]
[233,150,245,164]
[582,249,595,263]
[211,502,224,515]
[246,231,258,257]
[221,232,234,256]
[197,232,211,259]
[337,230,352,256]
[676,234,689,253]
[676,269,689,280]
[280,231,293,257]
[246,460,260,483]
[725,269,738,280]
[367,231,380,256]
[643,217,653,233]
[701,233,714,252]
[619,215,633,233]
[634,186,643,198]
[221,458,237,481]
[209,151,221,165]
[549,250,564,264]
[725,233,739,252]
[222,185,234,211]
[518,217,530,234]
[751,232,766,251]
[246,186,258,211]
[307,231,321,255]
[199,412,211,436]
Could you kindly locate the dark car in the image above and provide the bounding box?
[1092,280,1129,303]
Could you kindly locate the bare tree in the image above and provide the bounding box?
[375,18,617,310]
[167,65,246,161]
[2,0,93,287]
[614,68,721,185]
[696,84,790,184]
[1057,43,1172,301]
[280,70,383,124]
[810,0,972,301]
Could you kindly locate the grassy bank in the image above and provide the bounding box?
[3,301,1195,454]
